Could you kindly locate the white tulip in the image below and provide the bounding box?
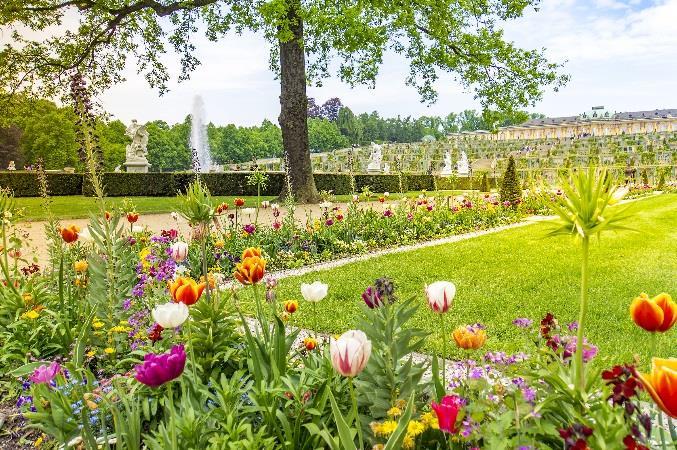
[152,302,189,329]
[330,330,372,377]
[384,192,390,198]
[352,195,359,202]
[319,201,333,209]
[301,281,328,302]
[132,225,144,233]
[425,281,456,314]
[169,241,189,262]
[242,208,255,216]
[271,203,280,210]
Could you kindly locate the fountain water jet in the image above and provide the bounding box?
[190,95,212,172]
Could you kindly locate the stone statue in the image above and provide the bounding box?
[440,151,453,177]
[456,150,470,177]
[124,120,151,173]
[367,142,382,173]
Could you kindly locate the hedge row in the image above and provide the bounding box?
[0,171,496,197]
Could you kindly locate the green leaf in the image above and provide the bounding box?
[327,389,357,450]
[384,392,416,450]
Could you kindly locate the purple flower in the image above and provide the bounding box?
[30,362,61,384]
[325,219,334,226]
[243,223,256,235]
[563,336,598,363]
[123,298,133,310]
[567,321,578,332]
[134,345,186,387]
[383,209,393,217]
[512,318,533,328]
[522,386,537,402]
[361,286,383,309]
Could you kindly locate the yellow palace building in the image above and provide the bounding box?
[450,106,677,141]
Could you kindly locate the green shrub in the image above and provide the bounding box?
[0,172,82,197]
[641,169,648,185]
[479,172,491,192]
[657,170,666,189]
[500,156,521,204]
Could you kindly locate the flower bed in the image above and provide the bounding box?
[0,172,674,449]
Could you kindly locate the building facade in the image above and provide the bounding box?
[449,107,677,141]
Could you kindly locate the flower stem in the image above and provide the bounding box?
[166,383,177,450]
[441,313,447,387]
[575,236,590,393]
[201,232,211,303]
[187,319,198,383]
[348,377,363,449]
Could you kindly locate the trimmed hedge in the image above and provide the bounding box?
[0,172,83,197]
[0,171,496,197]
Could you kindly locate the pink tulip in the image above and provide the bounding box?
[135,344,186,387]
[169,242,189,262]
[330,330,372,377]
[30,362,61,384]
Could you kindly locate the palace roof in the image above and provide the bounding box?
[519,108,677,128]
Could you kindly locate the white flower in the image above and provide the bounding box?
[242,208,255,216]
[425,281,456,314]
[330,330,372,377]
[384,192,390,198]
[352,194,359,202]
[261,201,270,208]
[301,281,328,302]
[152,302,189,329]
[319,201,333,209]
[131,225,144,233]
[169,241,189,262]
[170,212,179,221]
[271,203,280,210]
[418,194,425,199]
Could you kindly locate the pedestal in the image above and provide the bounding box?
[124,161,151,173]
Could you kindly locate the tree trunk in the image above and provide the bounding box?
[277,4,319,203]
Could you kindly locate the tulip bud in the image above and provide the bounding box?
[151,302,189,329]
[426,281,456,313]
[330,330,371,377]
[301,281,328,303]
[169,242,189,262]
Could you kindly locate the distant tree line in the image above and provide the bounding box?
[0,95,541,171]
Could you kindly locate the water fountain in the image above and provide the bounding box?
[190,95,212,172]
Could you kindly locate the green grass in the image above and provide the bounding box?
[273,194,677,366]
[14,190,464,221]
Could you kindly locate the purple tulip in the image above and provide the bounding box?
[512,318,533,328]
[135,344,186,387]
[243,224,256,235]
[29,362,61,384]
[361,286,383,309]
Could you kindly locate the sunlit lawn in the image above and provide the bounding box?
[271,194,677,368]
[14,190,464,221]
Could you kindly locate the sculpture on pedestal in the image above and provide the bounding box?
[124,120,151,173]
[440,151,453,177]
[456,150,470,176]
[367,142,382,173]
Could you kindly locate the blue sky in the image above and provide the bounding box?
[81,0,677,125]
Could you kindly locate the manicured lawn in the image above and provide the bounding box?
[273,194,677,367]
[14,190,463,221]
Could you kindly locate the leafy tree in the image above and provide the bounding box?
[337,107,363,145]
[307,98,323,119]
[458,110,487,131]
[479,172,491,192]
[146,119,191,172]
[98,119,128,170]
[1,0,566,202]
[320,97,344,122]
[308,118,349,152]
[0,125,23,169]
[500,155,521,205]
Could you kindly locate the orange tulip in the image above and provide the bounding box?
[452,325,487,350]
[60,225,80,244]
[234,198,245,207]
[303,337,317,351]
[234,256,266,285]
[241,247,262,259]
[630,293,676,332]
[168,276,206,306]
[127,212,139,223]
[637,358,677,419]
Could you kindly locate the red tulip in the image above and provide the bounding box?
[431,395,464,434]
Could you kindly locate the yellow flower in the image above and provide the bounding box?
[402,435,415,449]
[420,411,439,430]
[92,320,104,329]
[21,310,40,320]
[33,434,44,448]
[387,406,402,418]
[73,260,88,273]
[104,347,115,355]
[214,240,225,249]
[86,350,96,357]
[139,247,151,269]
[370,420,398,437]
[109,325,131,333]
[22,292,34,305]
[407,420,425,437]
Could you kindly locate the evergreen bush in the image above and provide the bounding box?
[500,155,521,205]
